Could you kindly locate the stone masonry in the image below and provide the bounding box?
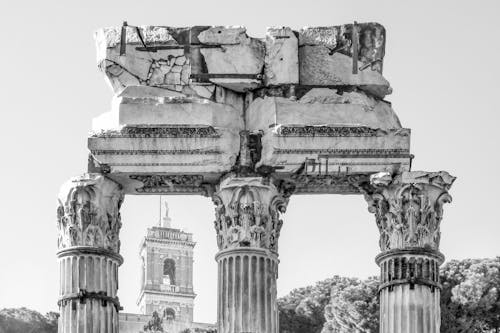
[57,23,455,333]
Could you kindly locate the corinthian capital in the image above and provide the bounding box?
[364,171,455,252]
[212,176,289,253]
[57,174,124,253]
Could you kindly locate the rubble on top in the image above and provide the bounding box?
[95,23,390,99]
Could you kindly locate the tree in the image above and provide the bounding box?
[322,277,379,333]
[0,308,58,333]
[441,257,500,332]
[278,276,357,333]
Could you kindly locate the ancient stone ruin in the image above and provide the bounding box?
[56,23,455,333]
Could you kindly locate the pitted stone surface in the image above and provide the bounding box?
[298,23,386,72]
[90,22,410,194]
[299,49,391,98]
[95,23,389,96]
[198,26,247,45]
[265,27,299,85]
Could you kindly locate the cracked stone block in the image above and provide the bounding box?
[264,27,299,86]
[199,26,265,92]
[96,25,267,94]
[92,86,244,130]
[96,26,193,93]
[299,23,386,73]
[97,26,177,49]
[401,171,456,187]
[88,23,413,193]
[89,85,242,175]
[298,23,391,98]
[198,26,247,45]
[185,84,216,99]
[96,23,391,97]
[299,46,391,98]
[246,89,401,132]
[245,89,409,174]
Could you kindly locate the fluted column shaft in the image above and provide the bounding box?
[364,171,455,333]
[212,176,289,333]
[216,248,278,333]
[57,174,124,333]
[57,248,122,333]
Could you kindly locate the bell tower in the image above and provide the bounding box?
[137,200,196,324]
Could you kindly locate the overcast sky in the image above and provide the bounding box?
[1,0,499,325]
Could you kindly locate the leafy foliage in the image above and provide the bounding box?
[0,307,58,333]
[278,276,364,333]
[440,257,500,332]
[322,276,379,333]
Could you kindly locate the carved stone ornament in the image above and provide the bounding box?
[130,174,204,193]
[276,125,389,137]
[364,171,455,252]
[212,176,288,252]
[291,173,370,193]
[57,174,124,253]
[91,126,220,138]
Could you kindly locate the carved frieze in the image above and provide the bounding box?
[57,174,124,253]
[291,173,369,193]
[130,174,205,193]
[90,149,221,155]
[363,171,455,252]
[276,126,391,137]
[91,126,220,138]
[212,176,288,252]
[274,148,411,158]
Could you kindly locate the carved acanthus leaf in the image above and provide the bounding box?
[57,174,124,253]
[212,177,288,252]
[365,171,455,252]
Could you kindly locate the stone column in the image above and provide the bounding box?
[56,174,124,333]
[364,171,455,333]
[212,176,290,333]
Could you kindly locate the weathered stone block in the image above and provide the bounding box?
[199,27,265,92]
[299,23,386,73]
[96,25,266,94]
[90,23,405,193]
[96,23,392,97]
[247,88,401,131]
[264,27,299,86]
[299,47,391,98]
[298,23,391,98]
[246,88,410,176]
[92,86,243,129]
[96,26,193,94]
[89,85,242,179]
[198,26,247,45]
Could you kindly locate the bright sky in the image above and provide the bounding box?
[1,0,499,325]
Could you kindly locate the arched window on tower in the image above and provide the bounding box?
[163,258,176,285]
[164,308,175,321]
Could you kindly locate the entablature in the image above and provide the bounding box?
[89,23,413,196]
